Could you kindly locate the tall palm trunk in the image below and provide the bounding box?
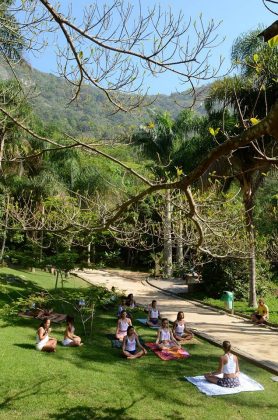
[163,189,172,278]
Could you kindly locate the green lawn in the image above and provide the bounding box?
[0,268,277,420]
[184,291,278,325]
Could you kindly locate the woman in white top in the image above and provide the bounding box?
[62,315,83,347]
[172,311,193,342]
[205,340,240,387]
[36,318,57,352]
[122,326,147,359]
[146,300,160,327]
[116,310,132,341]
[156,318,180,350]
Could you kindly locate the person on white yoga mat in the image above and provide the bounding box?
[204,340,240,388]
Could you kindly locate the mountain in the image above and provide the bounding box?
[0,60,208,138]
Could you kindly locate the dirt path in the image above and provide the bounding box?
[74,269,278,374]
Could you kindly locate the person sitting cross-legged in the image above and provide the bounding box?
[146,300,160,327]
[251,298,269,324]
[172,311,193,342]
[62,315,83,347]
[36,318,57,352]
[116,310,132,341]
[156,318,180,350]
[204,340,240,388]
[122,326,147,359]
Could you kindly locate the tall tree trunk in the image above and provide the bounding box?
[87,242,91,266]
[163,189,172,278]
[0,193,10,264]
[176,202,183,270]
[39,204,44,263]
[242,178,257,307]
[0,130,6,173]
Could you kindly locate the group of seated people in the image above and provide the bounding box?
[36,315,83,352]
[35,292,268,388]
[115,296,194,358]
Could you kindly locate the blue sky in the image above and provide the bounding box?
[27,0,276,94]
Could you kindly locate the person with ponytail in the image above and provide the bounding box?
[204,341,240,387]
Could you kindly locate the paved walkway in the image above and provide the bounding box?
[74,269,278,374]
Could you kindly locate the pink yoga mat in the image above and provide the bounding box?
[146,342,190,361]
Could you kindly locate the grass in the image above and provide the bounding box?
[0,268,278,419]
[183,291,278,325]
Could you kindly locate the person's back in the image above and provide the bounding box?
[205,340,240,388]
[222,353,237,374]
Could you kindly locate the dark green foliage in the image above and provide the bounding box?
[201,259,249,299]
[201,257,275,300]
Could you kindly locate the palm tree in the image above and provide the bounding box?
[200,29,278,306]
[133,112,178,277]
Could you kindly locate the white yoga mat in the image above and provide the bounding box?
[136,318,160,329]
[185,372,264,396]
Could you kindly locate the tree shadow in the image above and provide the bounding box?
[0,377,63,410]
[49,398,145,420]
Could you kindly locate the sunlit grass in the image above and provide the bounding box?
[0,268,277,420]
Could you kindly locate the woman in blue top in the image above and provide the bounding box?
[205,340,240,387]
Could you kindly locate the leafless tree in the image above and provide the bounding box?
[0,1,278,299]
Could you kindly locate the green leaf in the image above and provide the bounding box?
[268,35,278,48]
[208,127,220,136]
[78,51,83,59]
[250,118,260,126]
[253,53,259,63]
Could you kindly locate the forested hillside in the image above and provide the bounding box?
[0,59,207,138]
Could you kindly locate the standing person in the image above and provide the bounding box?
[146,300,160,327]
[251,298,269,324]
[122,326,147,359]
[204,340,240,387]
[172,311,193,342]
[36,318,57,352]
[62,315,83,347]
[116,310,132,341]
[156,318,180,350]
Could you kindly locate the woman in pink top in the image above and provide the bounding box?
[205,340,240,387]
[115,310,132,341]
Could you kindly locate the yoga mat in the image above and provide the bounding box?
[107,334,145,349]
[136,319,160,329]
[185,372,264,396]
[146,342,190,361]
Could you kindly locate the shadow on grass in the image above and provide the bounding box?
[0,377,58,409]
[49,398,145,420]
[14,343,35,350]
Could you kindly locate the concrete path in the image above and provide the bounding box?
[74,269,278,374]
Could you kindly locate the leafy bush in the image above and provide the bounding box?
[201,259,249,300]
